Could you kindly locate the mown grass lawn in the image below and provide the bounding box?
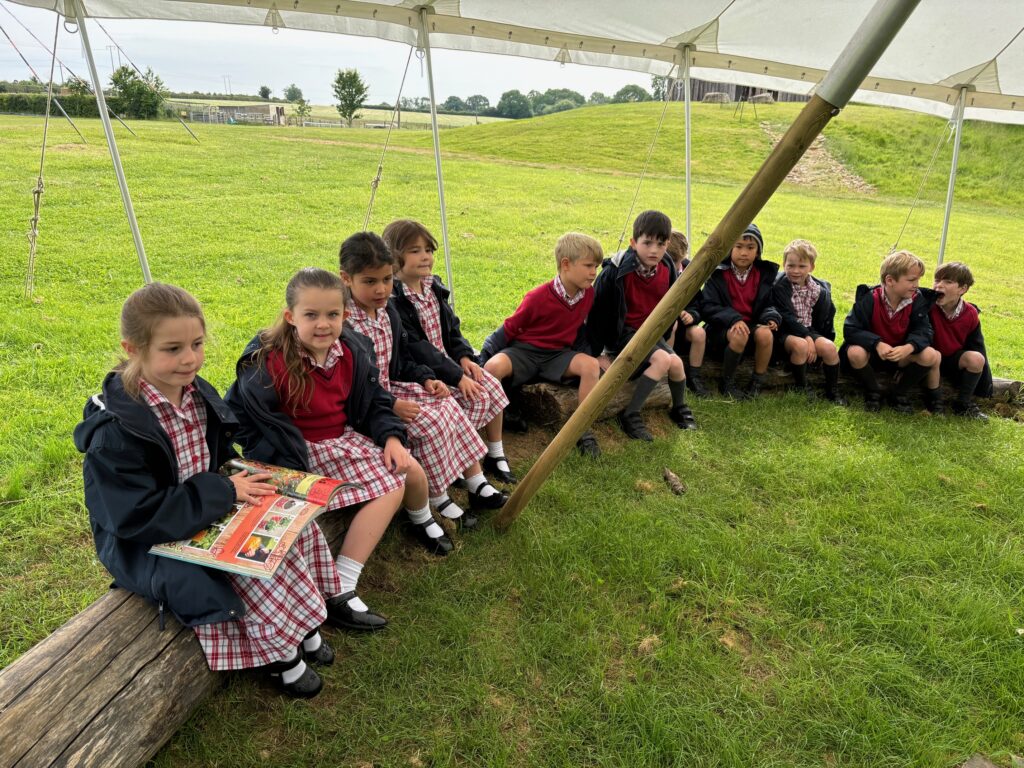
[1,103,1022,767]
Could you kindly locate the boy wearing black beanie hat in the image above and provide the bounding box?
[699,223,782,399]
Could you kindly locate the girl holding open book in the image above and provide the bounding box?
[75,283,349,698]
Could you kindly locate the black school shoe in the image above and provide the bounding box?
[863,391,882,412]
[952,400,989,420]
[687,373,711,398]
[437,497,478,531]
[576,431,601,458]
[823,389,849,406]
[719,378,749,401]
[668,404,698,430]
[888,393,915,415]
[265,656,324,699]
[303,631,335,666]
[468,482,508,511]
[483,454,518,484]
[616,409,654,441]
[326,591,389,631]
[405,520,454,556]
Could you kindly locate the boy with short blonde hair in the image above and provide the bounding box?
[925,261,992,419]
[482,232,605,456]
[840,250,940,413]
[772,239,845,404]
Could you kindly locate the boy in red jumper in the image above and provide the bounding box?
[925,261,992,419]
[840,250,941,413]
[700,222,781,399]
[483,232,604,457]
[587,210,697,442]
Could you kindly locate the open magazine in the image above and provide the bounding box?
[149,459,361,579]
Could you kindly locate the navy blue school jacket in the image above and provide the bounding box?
[391,276,478,387]
[700,258,782,332]
[772,273,837,341]
[841,284,933,354]
[223,329,407,472]
[587,248,678,356]
[73,373,244,627]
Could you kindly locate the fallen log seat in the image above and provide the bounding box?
[518,359,1021,426]
[0,514,350,768]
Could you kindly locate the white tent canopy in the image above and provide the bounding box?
[10,0,1024,124]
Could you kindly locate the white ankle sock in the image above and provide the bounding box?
[430,493,465,519]
[335,555,363,594]
[281,659,308,685]
[407,504,444,538]
[464,472,497,497]
[302,632,322,653]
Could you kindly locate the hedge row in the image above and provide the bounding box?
[0,92,168,119]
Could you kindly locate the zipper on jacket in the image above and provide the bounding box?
[158,601,166,631]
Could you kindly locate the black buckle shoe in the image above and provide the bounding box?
[468,482,508,511]
[406,520,454,556]
[576,432,601,458]
[824,389,849,406]
[687,374,711,398]
[436,497,478,530]
[326,591,388,631]
[863,391,882,412]
[668,404,698,430]
[483,454,518,484]
[719,379,749,401]
[303,631,335,666]
[888,393,914,414]
[952,400,988,420]
[745,377,764,399]
[616,410,654,441]
[266,657,324,699]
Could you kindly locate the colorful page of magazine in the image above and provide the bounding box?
[149,462,361,579]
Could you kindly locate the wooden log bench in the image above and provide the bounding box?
[0,515,350,768]
[517,359,1021,426]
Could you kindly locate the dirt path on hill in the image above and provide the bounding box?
[760,122,876,194]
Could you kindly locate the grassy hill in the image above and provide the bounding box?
[1,103,1023,766]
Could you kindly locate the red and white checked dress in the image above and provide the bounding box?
[399,277,508,430]
[272,340,407,511]
[347,303,486,496]
[140,380,341,671]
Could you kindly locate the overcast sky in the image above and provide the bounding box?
[0,3,653,105]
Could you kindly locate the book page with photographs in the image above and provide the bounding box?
[149,462,361,579]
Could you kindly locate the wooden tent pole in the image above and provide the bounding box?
[494,0,922,530]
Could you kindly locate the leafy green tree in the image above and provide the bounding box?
[65,76,92,96]
[465,94,490,113]
[258,85,271,99]
[109,66,166,118]
[496,89,533,119]
[532,88,585,112]
[292,97,312,124]
[541,98,578,115]
[332,68,369,127]
[589,91,608,105]
[612,84,652,103]
[284,83,303,102]
[442,95,467,113]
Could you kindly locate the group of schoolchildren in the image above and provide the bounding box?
[75,209,992,699]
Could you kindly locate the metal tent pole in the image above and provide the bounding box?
[495,0,923,530]
[418,6,455,305]
[71,0,151,284]
[683,44,693,244]
[937,86,968,265]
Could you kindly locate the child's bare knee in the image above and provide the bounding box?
[687,326,706,343]
[963,351,985,373]
[919,347,941,367]
[755,327,773,348]
[847,346,869,367]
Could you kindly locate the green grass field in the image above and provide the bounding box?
[1,102,1023,767]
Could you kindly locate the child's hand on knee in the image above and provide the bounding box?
[805,336,817,364]
[229,471,276,504]
[460,357,484,382]
[394,399,420,423]
[382,437,412,474]
[423,379,450,398]
[458,375,483,400]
